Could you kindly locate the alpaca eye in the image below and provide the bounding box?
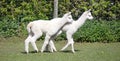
[88,15,91,17]
[68,17,71,19]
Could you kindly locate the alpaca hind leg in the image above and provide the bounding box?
[61,39,75,53]
[61,32,72,51]
[66,32,75,53]
[25,35,32,53]
[68,37,75,53]
[30,40,38,52]
[31,32,42,53]
[61,32,75,53]
[61,42,70,51]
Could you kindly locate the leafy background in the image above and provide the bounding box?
[0,0,120,42]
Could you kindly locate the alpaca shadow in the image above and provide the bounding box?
[21,51,38,54]
[21,50,51,54]
[60,49,80,53]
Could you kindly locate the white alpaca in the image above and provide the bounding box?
[50,9,93,53]
[24,12,73,53]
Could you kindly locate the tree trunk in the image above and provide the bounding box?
[53,0,58,18]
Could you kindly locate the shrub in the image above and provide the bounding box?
[0,17,18,37]
[55,20,120,42]
[73,20,120,42]
[0,0,119,42]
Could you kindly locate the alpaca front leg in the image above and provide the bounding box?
[41,41,49,52]
[41,35,50,52]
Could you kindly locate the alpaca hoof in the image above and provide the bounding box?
[52,48,57,52]
[72,52,75,53]
[41,50,44,53]
[60,49,64,51]
[54,50,57,52]
[25,50,29,54]
[72,50,75,53]
[25,51,29,54]
[34,50,38,53]
[50,51,54,53]
[50,50,54,53]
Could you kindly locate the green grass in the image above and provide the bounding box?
[0,37,120,61]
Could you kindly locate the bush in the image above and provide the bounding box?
[73,20,120,42]
[55,20,120,42]
[0,17,18,37]
[0,0,119,42]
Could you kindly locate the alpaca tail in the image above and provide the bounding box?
[27,22,33,33]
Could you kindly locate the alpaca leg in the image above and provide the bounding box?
[44,44,49,51]
[49,41,54,52]
[47,31,62,52]
[30,39,38,52]
[61,38,75,53]
[41,35,50,52]
[45,31,61,52]
[70,39,75,53]
[71,43,75,53]
[25,35,32,53]
[61,32,75,53]
[49,40,57,52]
[67,36,75,53]
[61,42,70,51]
[61,32,72,51]
[31,32,42,52]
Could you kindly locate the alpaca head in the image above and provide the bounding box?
[62,12,73,23]
[86,9,93,20]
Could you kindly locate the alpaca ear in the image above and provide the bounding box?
[67,12,71,15]
[88,9,91,12]
[64,12,71,17]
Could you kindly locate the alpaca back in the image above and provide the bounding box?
[28,18,65,35]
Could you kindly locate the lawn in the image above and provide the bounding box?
[0,37,120,61]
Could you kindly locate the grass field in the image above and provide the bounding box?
[0,37,120,61]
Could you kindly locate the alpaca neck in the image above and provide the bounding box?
[75,13,87,29]
[53,18,67,28]
[58,18,68,28]
[52,18,68,37]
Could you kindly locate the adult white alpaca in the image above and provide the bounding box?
[50,9,93,53]
[24,12,73,53]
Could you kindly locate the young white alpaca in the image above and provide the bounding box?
[49,9,93,53]
[24,12,73,53]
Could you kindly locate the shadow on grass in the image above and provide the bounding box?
[21,50,52,54]
[60,49,80,53]
[21,49,80,54]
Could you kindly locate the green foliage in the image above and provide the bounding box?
[56,20,120,42]
[58,0,119,20]
[0,0,53,37]
[73,20,120,42]
[0,17,18,37]
[0,0,119,42]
